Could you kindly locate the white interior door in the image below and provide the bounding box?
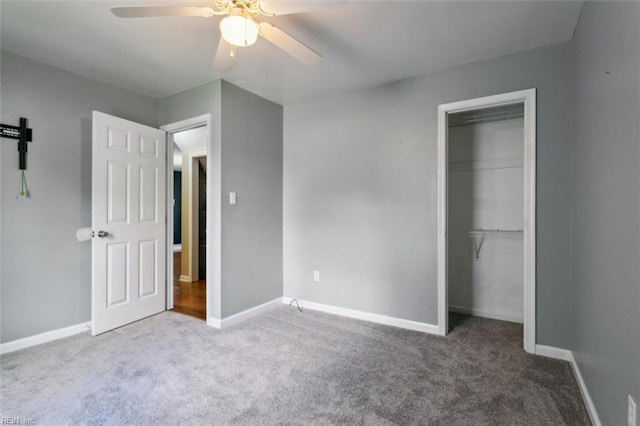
[92,111,167,335]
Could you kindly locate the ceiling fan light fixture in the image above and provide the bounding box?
[220,13,258,47]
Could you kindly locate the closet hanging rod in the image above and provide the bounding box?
[468,229,523,237]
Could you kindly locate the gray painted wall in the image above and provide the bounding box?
[570,2,640,424]
[284,42,573,348]
[159,81,283,320]
[220,81,283,317]
[0,52,158,343]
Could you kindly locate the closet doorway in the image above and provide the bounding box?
[437,89,536,353]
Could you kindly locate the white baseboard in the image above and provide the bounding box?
[449,305,523,324]
[207,297,283,330]
[535,344,572,361]
[207,317,221,328]
[283,297,440,335]
[179,275,191,282]
[535,344,601,426]
[0,322,92,355]
[568,352,602,426]
[173,244,182,253]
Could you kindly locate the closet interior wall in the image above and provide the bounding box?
[447,104,525,323]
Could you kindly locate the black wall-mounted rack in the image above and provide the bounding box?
[0,117,33,170]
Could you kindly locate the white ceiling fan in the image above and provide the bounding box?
[111,0,343,71]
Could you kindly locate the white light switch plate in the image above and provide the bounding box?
[313,271,320,282]
[229,192,237,205]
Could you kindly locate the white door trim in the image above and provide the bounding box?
[437,89,536,353]
[187,149,207,283]
[161,114,218,321]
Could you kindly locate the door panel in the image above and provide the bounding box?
[138,240,158,298]
[139,165,158,223]
[108,127,130,152]
[139,135,158,158]
[92,111,166,335]
[107,161,130,224]
[107,242,129,307]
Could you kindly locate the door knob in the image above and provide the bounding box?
[96,230,110,238]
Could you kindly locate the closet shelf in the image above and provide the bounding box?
[448,106,524,128]
[468,229,523,259]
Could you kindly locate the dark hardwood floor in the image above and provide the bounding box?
[173,252,206,320]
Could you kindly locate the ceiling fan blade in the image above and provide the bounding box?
[212,38,236,71]
[258,22,321,66]
[110,6,217,19]
[258,0,345,16]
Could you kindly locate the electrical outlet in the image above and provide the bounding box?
[629,395,637,426]
[313,271,320,282]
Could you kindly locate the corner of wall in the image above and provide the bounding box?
[567,36,575,353]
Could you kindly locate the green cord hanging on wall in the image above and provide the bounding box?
[19,170,27,197]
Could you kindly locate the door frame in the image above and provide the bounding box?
[161,114,219,323]
[188,150,207,283]
[176,148,207,284]
[436,89,536,353]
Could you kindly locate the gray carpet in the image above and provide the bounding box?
[1,307,590,425]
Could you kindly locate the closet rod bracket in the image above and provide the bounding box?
[468,229,523,259]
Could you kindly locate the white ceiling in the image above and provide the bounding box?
[0,1,583,106]
[173,126,207,170]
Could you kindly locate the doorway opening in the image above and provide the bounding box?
[168,125,208,321]
[437,89,536,353]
